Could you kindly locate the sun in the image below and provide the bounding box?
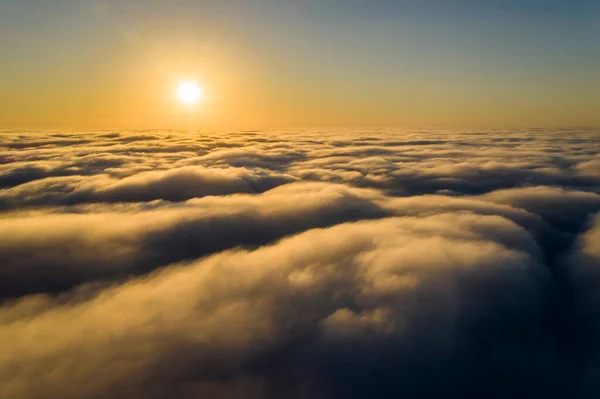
[177,81,204,105]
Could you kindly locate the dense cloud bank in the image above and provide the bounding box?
[1,128,600,398]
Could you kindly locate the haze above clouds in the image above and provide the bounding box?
[1,128,600,398]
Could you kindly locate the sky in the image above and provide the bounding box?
[0,0,599,129]
[2,3,600,396]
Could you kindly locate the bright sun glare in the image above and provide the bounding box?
[177,81,203,105]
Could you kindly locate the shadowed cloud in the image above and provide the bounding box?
[0,128,600,398]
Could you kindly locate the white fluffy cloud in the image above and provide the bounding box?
[0,128,599,398]
[0,214,557,399]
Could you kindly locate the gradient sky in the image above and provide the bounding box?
[1,0,599,129]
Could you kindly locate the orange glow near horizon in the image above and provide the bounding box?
[0,2,599,130]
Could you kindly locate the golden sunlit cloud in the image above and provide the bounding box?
[177,80,204,106]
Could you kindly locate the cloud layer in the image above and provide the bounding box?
[1,128,600,398]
